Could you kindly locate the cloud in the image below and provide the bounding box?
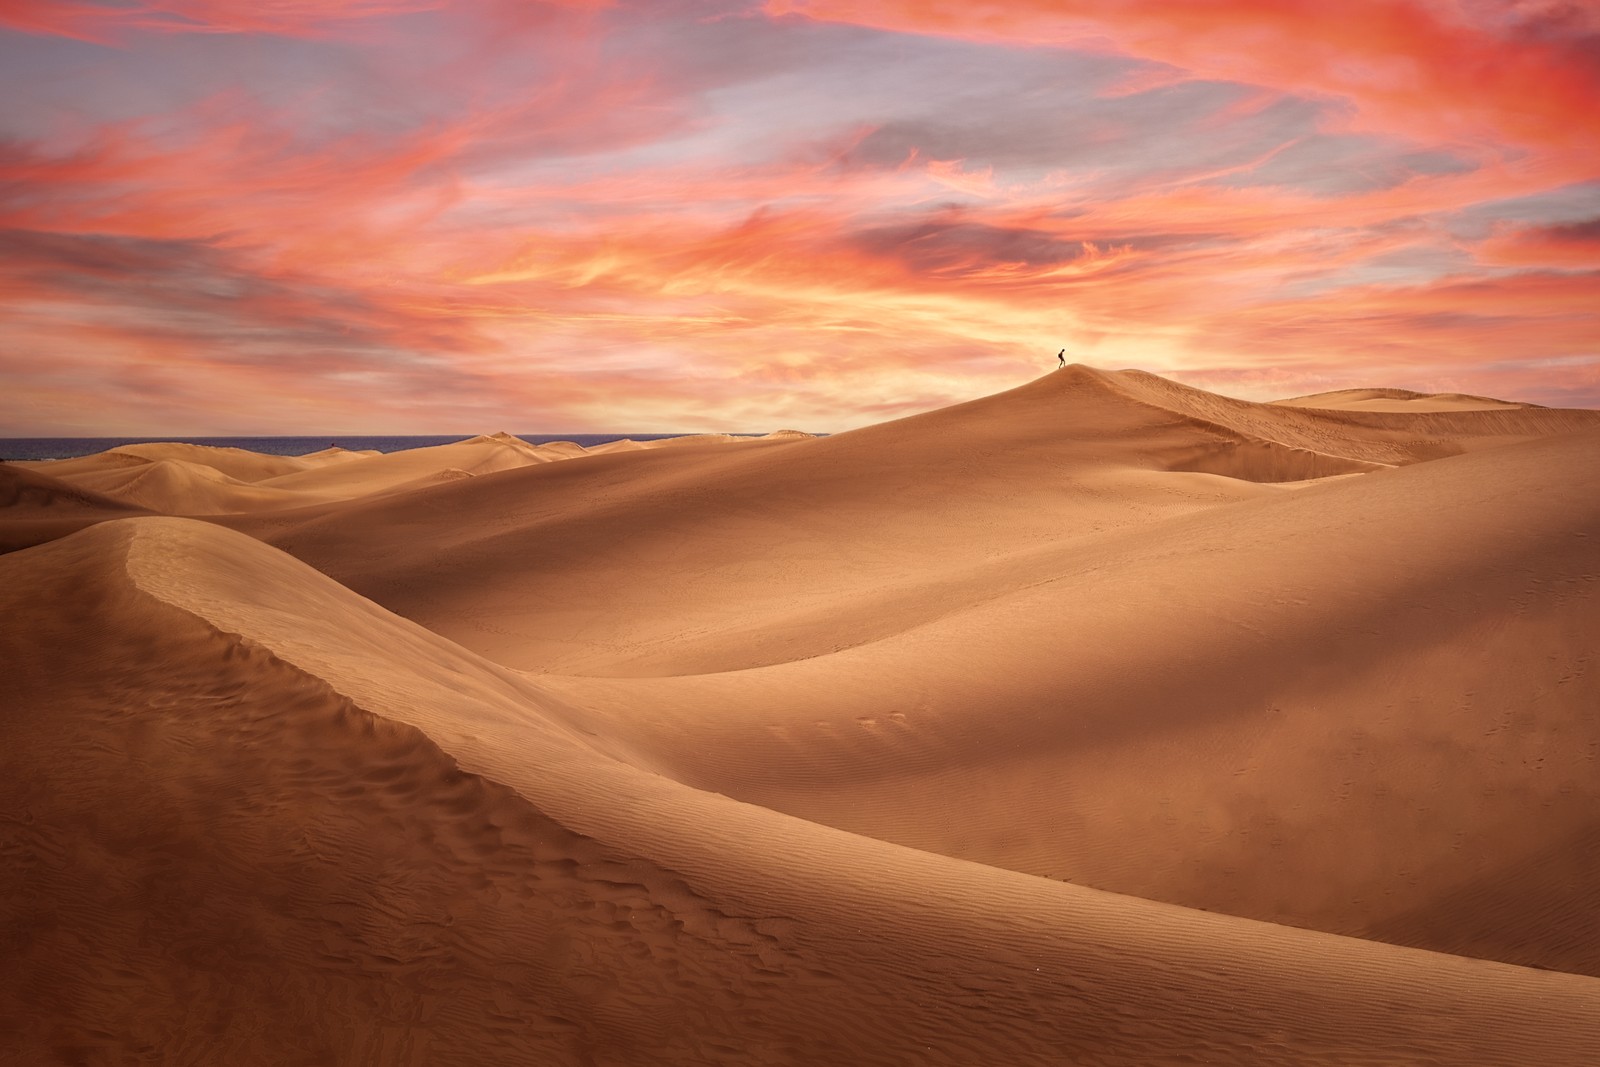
[0,227,519,434]
[0,1,445,42]
[0,0,617,43]
[762,0,1600,168]
[846,211,1106,276]
[1,0,1596,431]
[1181,268,1600,398]
[1477,217,1600,267]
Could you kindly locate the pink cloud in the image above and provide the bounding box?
[1,0,1596,433]
[0,0,616,42]
[763,0,1600,170]
[1477,218,1600,269]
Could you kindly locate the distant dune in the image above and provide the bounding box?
[3,367,1599,1065]
[1273,387,1532,412]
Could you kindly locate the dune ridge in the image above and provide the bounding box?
[1274,387,1531,412]
[10,430,815,518]
[0,463,154,555]
[4,517,1599,1065]
[0,463,148,515]
[223,367,1600,675]
[4,367,1599,1064]
[536,427,1600,972]
[1086,366,1596,464]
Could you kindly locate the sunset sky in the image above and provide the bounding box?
[2,0,1598,434]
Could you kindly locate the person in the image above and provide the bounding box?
[1057,349,1065,368]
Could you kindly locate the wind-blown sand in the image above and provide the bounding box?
[3,366,1599,1065]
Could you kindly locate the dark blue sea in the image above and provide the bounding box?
[0,434,732,463]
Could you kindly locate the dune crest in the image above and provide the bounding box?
[5,516,1599,1065]
[10,429,808,521]
[5,367,1600,1064]
[539,427,1600,972]
[0,463,147,514]
[217,366,1598,677]
[1274,387,1531,412]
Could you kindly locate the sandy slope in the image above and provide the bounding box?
[16,440,330,483]
[1274,387,1530,412]
[0,463,148,515]
[4,517,1598,1066]
[12,432,810,519]
[4,367,1600,1064]
[238,369,1600,975]
[244,366,1599,676]
[11,441,375,515]
[540,428,1600,973]
[240,367,1330,673]
[0,463,153,554]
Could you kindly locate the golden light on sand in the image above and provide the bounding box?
[4,0,1599,1058]
[4,367,1600,1064]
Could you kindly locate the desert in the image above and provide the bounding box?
[5,0,1600,1061]
[3,365,1599,1065]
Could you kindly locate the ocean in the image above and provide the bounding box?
[0,434,731,463]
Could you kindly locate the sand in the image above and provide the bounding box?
[3,365,1598,1065]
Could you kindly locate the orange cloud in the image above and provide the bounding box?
[1476,219,1600,269]
[1185,269,1600,386]
[0,0,614,41]
[2,0,1596,433]
[763,0,1600,170]
[0,0,441,41]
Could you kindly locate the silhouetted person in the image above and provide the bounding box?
[1057,349,1065,368]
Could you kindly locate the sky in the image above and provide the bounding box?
[1,0,1597,434]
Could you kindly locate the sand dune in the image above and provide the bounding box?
[238,367,1599,674]
[10,430,806,521]
[14,439,366,483]
[10,441,366,516]
[0,462,147,515]
[1274,387,1530,412]
[4,366,1599,1064]
[253,432,552,497]
[4,517,1598,1065]
[539,428,1600,973]
[0,463,152,554]
[61,456,312,514]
